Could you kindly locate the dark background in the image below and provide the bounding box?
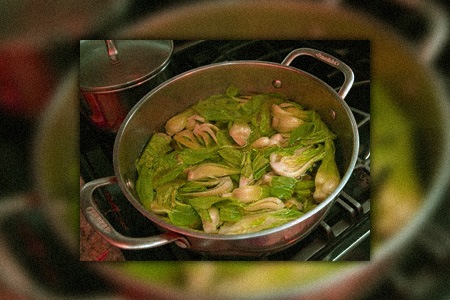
[0,0,449,299]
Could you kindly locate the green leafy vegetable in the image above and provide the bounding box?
[232,185,271,203]
[136,133,172,171]
[193,94,242,121]
[186,163,240,181]
[313,139,341,202]
[243,197,285,212]
[269,144,325,178]
[226,85,240,98]
[270,176,297,200]
[289,111,336,146]
[217,201,244,222]
[218,209,303,234]
[181,177,234,197]
[168,204,201,228]
[164,108,195,136]
[178,147,220,165]
[135,86,340,234]
[218,147,243,168]
[187,196,227,210]
[294,179,315,200]
[135,167,154,210]
[229,121,252,146]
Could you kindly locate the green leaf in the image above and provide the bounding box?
[193,94,242,121]
[226,85,240,98]
[218,147,243,168]
[178,147,220,165]
[186,196,226,210]
[289,123,314,146]
[295,179,315,190]
[218,208,302,234]
[177,181,208,195]
[295,189,312,199]
[240,94,264,120]
[251,94,284,136]
[216,129,236,147]
[187,163,240,181]
[289,112,336,146]
[217,201,244,222]
[154,181,184,209]
[136,133,172,171]
[196,208,212,223]
[270,176,297,200]
[152,152,185,187]
[135,168,154,210]
[168,204,201,229]
[294,179,315,200]
[301,197,317,213]
[193,89,286,124]
[240,151,253,178]
[251,149,271,180]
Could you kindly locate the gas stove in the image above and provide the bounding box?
[80,40,371,261]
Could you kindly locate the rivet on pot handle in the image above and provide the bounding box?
[281,48,354,99]
[80,176,189,250]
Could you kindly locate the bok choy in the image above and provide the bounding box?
[135,86,341,234]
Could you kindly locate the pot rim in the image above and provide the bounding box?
[371,63,450,261]
[113,58,359,240]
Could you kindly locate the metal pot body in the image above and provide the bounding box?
[80,40,173,132]
[80,70,171,132]
[81,48,359,256]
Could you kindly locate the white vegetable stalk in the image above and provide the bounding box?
[186,115,207,130]
[229,121,252,146]
[251,137,271,148]
[202,207,220,233]
[173,129,202,149]
[251,133,288,149]
[313,140,340,203]
[218,210,291,235]
[244,197,285,211]
[269,143,326,179]
[192,123,219,146]
[186,163,240,181]
[271,103,306,133]
[182,177,234,197]
[285,198,303,210]
[164,108,195,136]
[232,185,266,203]
[173,116,219,148]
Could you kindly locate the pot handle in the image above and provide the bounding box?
[389,0,448,63]
[80,176,189,250]
[281,48,354,99]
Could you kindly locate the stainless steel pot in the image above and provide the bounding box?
[6,0,446,299]
[80,40,173,132]
[80,47,359,256]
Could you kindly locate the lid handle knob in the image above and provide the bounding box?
[105,40,119,64]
